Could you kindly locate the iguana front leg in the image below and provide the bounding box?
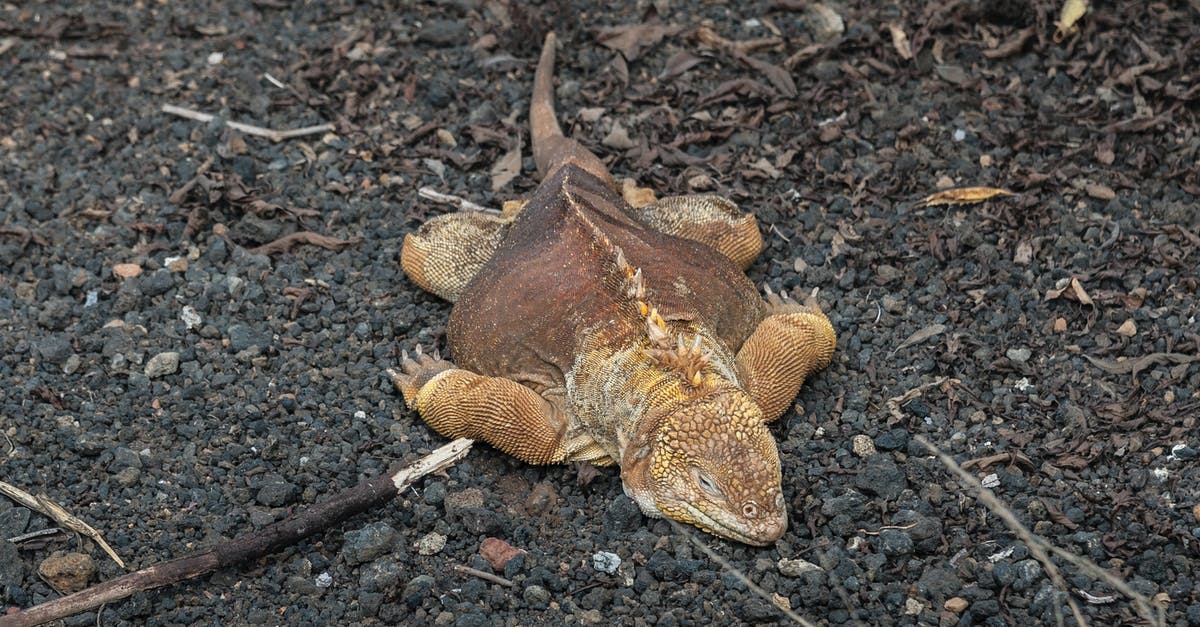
[401,211,511,302]
[388,349,569,464]
[628,195,763,270]
[736,290,836,422]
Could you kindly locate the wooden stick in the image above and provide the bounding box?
[0,438,473,627]
[417,187,500,215]
[451,564,514,587]
[160,104,334,142]
[914,436,1163,627]
[0,481,125,569]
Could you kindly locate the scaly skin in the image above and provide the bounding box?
[391,32,836,545]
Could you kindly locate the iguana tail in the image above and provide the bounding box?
[532,32,616,190]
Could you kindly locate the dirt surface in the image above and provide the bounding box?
[2,1,1199,625]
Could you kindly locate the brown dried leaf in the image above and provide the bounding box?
[893,324,947,354]
[490,140,521,192]
[885,23,912,60]
[1084,352,1199,376]
[595,23,684,61]
[249,231,363,256]
[1039,498,1080,530]
[915,186,1014,207]
[1044,276,1093,306]
[662,50,704,78]
[1084,182,1116,200]
[1053,0,1088,42]
[983,27,1035,59]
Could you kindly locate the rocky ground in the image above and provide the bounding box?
[1,0,1198,625]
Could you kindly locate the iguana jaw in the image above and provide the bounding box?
[619,391,788,546]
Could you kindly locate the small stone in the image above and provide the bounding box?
[1053,317,1067,332]
[479,537,526,571]
[904,597,924,615]
[402,574,436,609]
[944,596,968,612]
[777,558,823,577]
[1006,347,1031,363]
[592,551,621,574]
[523,584,551,609]
[39,552,95,593]
[603,495,642,533]
[851,434,876,458]
[144,351,180,378]
[875,264,904,284]
[164,256,189,272]
[256,474,299,507]
[114,466,141,487]
[416,532,447,556]
[343,522,398,565]
[1116,319,1137,337]
[877,528,914,556]
[315,572,333,588]
[181,305,202,330]
[444,487,484,515]
[112,263,142,279]
[524,482,557,515]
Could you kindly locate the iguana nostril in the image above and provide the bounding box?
[743,502,759,518]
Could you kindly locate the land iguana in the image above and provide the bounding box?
[389,32,835,545]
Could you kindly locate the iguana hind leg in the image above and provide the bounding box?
[629,195,763,270]
[389,349,568,464]
[736,289,836,422]
[401,211,510,302]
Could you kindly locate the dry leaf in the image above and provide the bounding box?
[1085,182,1116,200]
[915,186,1015,207]
[893,324,946,354]
[1044,276,1093,306]
[1053,317,1067,333]
[1084,352,1199,376]
[490,140,521,192]
[602,121,638,150]
[595,23,684,61]
[1116,319,1137,337]
[249,231,363,255]
[885,23,912,60]
[621,178,657,207]
[1053,0,1088,42]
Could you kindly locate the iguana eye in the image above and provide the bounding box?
[690,467,722,498]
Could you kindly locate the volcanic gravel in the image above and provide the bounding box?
[1,1,1198,625]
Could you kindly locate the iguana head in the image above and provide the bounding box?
[620,390,786,545]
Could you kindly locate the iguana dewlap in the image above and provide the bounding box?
[390,32,835,545]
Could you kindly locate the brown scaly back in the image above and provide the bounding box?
[531,32,616,190]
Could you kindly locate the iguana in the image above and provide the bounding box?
[389,32,835,545]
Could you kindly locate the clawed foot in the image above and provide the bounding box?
[763,284,825,316]
[387,345,455,408]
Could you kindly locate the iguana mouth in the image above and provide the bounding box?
[679,502,781,546]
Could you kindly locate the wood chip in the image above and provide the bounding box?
[944,597,969,613]
[1085,182,1116,200]
[885,23,912,60]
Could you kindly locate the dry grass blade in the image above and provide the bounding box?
[161,104,334,142]
[668,519,816,626]
[914,436,1164,627]
[0,480,125,569]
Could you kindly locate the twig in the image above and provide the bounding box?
[855,521,918,536]
[417,187,500,215]
[0,439,474,627]
[167,155,215,205]
[0,481,125,569]
[451,564,514,587]
[915,436,1164,627]
[160,104,334,142]
[669,520,815,626]
[7,528,67,545]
